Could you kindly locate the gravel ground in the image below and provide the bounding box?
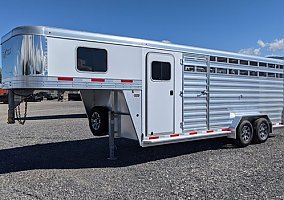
[0,101,283,199]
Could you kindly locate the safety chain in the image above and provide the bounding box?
[15,100,28,125]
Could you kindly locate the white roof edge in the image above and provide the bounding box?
[2,26,284,64]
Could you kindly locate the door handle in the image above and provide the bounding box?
[201,90,208,95]
[197,90,208,97]
[170,90,174,96]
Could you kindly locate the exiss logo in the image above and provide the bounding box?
[2,48,11,58]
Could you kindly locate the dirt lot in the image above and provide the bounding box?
[0,101,283,199]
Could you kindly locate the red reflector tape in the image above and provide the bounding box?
[91,78,105,82]
[207,130,214,133]
[222,128,231,131]
[121,79,133,83]
[170,133,179,137]
[58,77,73,81]
[189,131,197,135]
[149,136,159,140]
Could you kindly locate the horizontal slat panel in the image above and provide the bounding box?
[182,54,284,131]
[209,73,283,129]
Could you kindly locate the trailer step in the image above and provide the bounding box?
[142,129,231,147]
[273,124,284,129]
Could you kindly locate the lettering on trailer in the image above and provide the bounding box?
[2,48,11,59]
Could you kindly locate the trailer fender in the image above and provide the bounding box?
[228,113,272,139]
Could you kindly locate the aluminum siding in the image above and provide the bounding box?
[183,54,284,132]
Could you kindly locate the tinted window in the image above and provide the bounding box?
[217,57,227,63]
[77,47,107,72]
[240,70,249,76]
[229,58,238,64]
[210,56,216,62]
[229,69,238,75]
[152,61,171,80]
[259,72,267,77]
[268,73,275,78]
[210,67,216,73]
[240,60,249,65]
[196,66,207,73]
[250,61,258,66]
[217,68,227,74]
[249,71,258,76]
[268,64,275,68]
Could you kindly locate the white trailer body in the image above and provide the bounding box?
[1,26,284,149]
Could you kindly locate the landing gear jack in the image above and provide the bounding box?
[7,90,15,124]
[108,110,117,161]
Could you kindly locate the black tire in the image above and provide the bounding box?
[235,120,254,147]
[253,118,270,144]
[89,106,109,136]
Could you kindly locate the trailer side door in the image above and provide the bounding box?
[146,53,175,135]
[182,54,209,132]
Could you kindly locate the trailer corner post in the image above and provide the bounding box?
[108,110,117,160]
[7,90,15,124]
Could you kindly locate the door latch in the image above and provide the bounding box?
[197,90,208,97]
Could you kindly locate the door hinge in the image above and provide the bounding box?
[180,122,184,129]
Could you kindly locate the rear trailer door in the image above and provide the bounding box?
[146,53,175,135]
[182,54,210,132]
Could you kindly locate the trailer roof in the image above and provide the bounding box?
[2,26,284,64]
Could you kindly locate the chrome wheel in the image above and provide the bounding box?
[241,125,252,143]
[258,122,269,140]
[91,112,101,130]
[236,120,253,147]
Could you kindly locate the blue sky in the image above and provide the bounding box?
[1,0,284,64]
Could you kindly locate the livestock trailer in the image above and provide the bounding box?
[1,26,284,157]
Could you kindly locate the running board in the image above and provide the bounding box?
[142,130,231,147]
[273,124,284,129]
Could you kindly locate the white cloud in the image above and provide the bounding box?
[239,48,261,56]
[238,38,284,56]
[257,40,266,48]
[268,39,284,51]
